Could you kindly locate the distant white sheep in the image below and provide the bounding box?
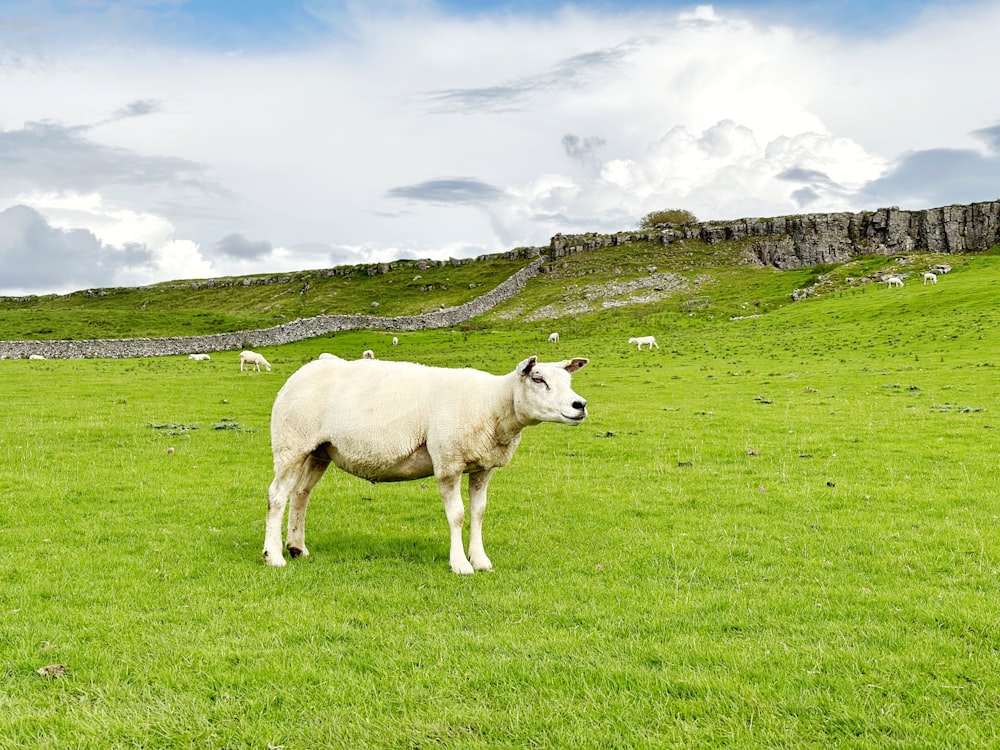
[239,350,271,372]
[922,271,937,285]
[548,332,560,343]
[318,353,339,360]
[188,353,211,361]
[885,275,904,288]
[628,336,659,350]
[28,354,46,360]
[362,349,375,360]
[392,337,399,346]
[263,355,590,574]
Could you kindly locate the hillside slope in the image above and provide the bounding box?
[2,222,998,347]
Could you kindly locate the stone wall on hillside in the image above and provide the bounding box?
[550,200,1000,269]
[0,256,545,359]
[150,245,542,293]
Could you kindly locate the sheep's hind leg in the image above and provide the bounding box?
[437,472,474,575]
[467,469,494,572]
[263,459,306,566]
[285,453,329,559]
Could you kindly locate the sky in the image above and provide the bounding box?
[1,0,999,296]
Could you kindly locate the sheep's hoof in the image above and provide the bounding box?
[263,550,287,567]
[451,558,476,576]
[286,545,308,558]
[471,555,494,572]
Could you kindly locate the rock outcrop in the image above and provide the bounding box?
[551,200,1000,269]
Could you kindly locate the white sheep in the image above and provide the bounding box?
[628,335,659,350]
[362,349,375,360]
[548,332,560,343]
[318,353,339,360]
[392,337,399,346]
[239,350,271,372]
[188,353,211,361]
[263,355,590,574]
[886,275,904,288]
[28,354,46,360]
[923,271,937,285]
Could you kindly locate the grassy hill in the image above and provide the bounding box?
[2,235,997,342]
[0,255,525,340]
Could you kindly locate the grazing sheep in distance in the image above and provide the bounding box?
[189,353,211,361]
[923,272,937,285]
[240,350,271,372]
[362,349,375,360]
[28,354,46,360]
[263,355,590,574]
[318,353,339,360]
[885,275,904,288]
[392,337,399,346]
[628,336,659,350]
[548,332,560,343]
[932,264,952,275]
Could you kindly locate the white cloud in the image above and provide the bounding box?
[0,204,152,295]
[678,5,722,23]
[485,121,889,240]
[18,192,175,250]
[113,239,215,288]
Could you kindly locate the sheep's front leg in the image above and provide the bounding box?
[264,459,306,566]
[437,472,474,575]
[468,469,494,572]
[285,454,329,559]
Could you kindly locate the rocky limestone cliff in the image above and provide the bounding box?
[551,200,1000,269]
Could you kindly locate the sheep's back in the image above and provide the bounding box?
[271,359,500,465]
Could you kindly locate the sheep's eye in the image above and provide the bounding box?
[531,375,549,388]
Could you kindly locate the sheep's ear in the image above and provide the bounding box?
[518,356,539,376]
[564,358,588,373]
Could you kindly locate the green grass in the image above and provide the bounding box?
[2,251,1000,747]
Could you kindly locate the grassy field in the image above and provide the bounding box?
[1,249,999,748]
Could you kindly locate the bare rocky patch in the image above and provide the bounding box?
[513,271,693,322]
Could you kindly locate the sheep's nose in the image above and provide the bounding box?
[572,399,587,411]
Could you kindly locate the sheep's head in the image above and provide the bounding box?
[513,355,589,426]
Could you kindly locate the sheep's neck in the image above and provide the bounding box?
[492,375,530,446]
[492,412,526,447]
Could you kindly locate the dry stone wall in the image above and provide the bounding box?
[150,245,541,293]
[0,257,545,359]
